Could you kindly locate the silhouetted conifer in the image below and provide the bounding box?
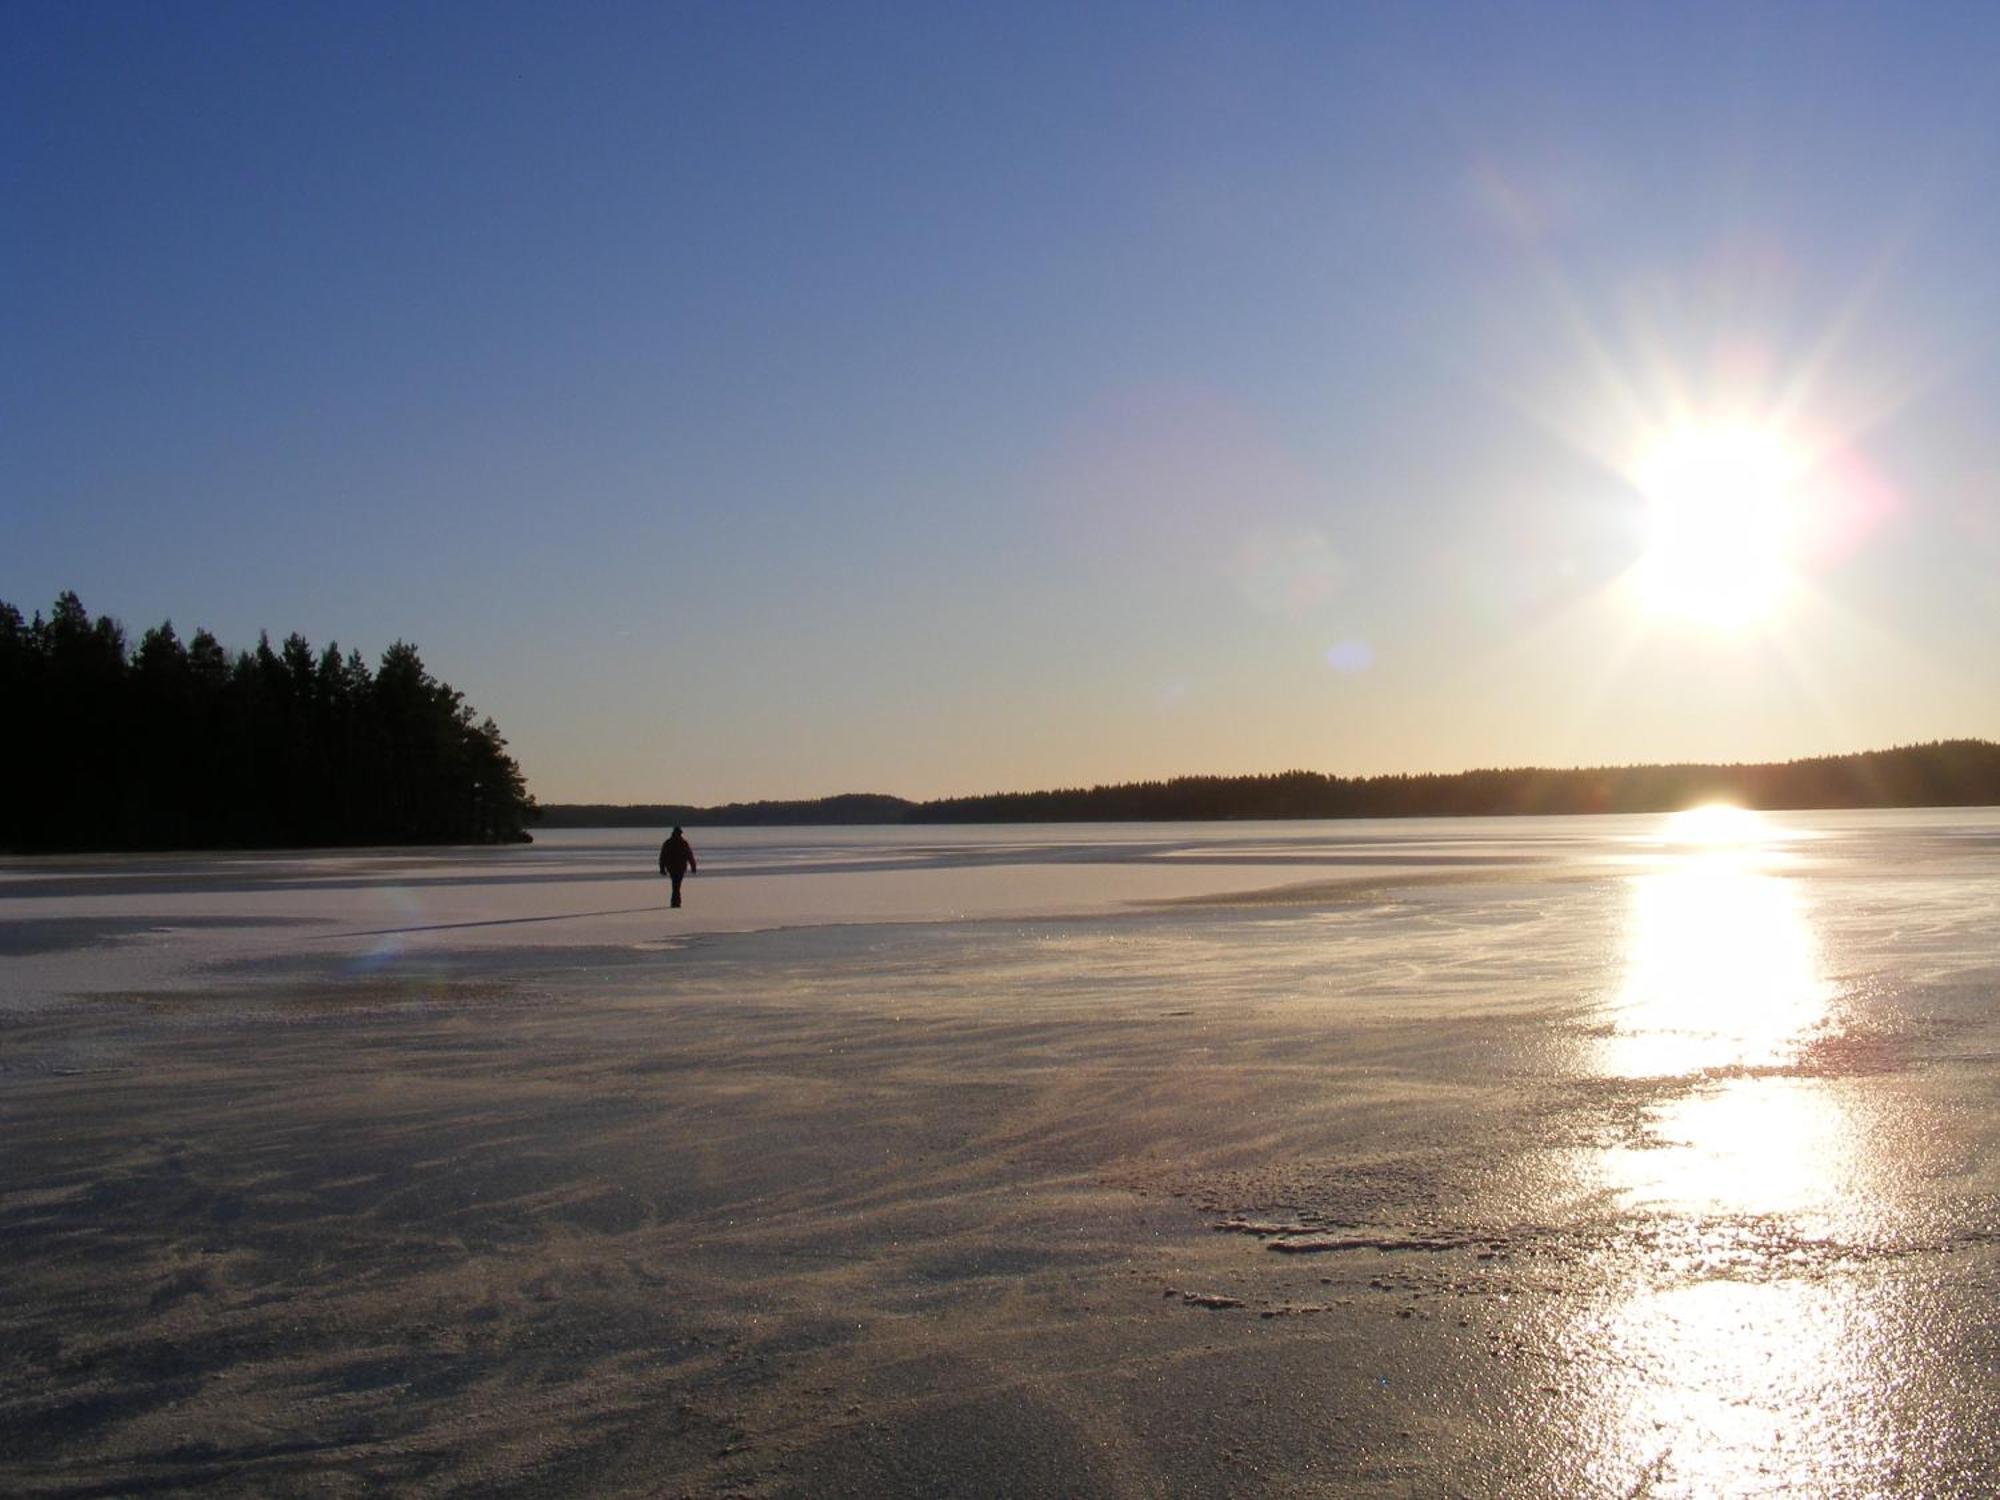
[0,592,534,851]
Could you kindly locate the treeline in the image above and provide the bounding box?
[1,591,534,852]
[537,739,2000,828]
[538,793,911,828]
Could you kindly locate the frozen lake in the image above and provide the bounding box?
[5,807,2000,1494]
[7,807,2000,1012]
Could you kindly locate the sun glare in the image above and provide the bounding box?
[1605,805,1824,1080]
[1658,802,1764,848]
[1632,422,1803,630]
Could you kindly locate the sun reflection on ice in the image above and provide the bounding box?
[1603,807,1831,1078]
[1654,802,1768,849]
[1563,1278,1910,1496]
[1599,806,1856,1220]
[1604,1078,1866,1225]
[1555,807,1922,1490]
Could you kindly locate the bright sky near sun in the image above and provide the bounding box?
[8,2,2000,803]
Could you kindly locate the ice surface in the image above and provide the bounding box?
[6,808,2000,1494]
[4,808,1998,1013]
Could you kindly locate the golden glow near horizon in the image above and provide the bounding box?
[1630,421,1805,631]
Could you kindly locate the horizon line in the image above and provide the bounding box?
[539,736,1998,812]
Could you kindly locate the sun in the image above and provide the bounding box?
[1631,422,1804,630]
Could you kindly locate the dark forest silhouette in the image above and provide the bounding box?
[539,740,2000,829]
[1,592,533,852]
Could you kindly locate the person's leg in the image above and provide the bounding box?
[670,872,683,907]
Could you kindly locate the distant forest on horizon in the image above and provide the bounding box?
[10,588,1997,854]
[540,739,2000,828]
[2,591,534,852]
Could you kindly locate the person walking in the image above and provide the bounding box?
[659,826,697,908]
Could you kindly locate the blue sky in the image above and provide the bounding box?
[8,2,2000,801]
